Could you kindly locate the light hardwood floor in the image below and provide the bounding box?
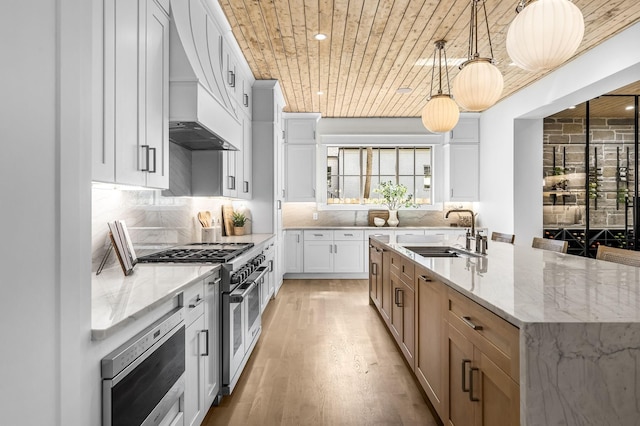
[203,279,439,426]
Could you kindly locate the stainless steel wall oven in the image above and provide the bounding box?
[102,308,185,426]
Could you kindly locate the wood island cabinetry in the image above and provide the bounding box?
[369,238,520,426]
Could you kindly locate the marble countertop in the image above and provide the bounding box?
[91,233,276,340]
[374,236,640,327]
[284,226,473,230]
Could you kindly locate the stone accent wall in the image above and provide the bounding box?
[543,117,636,228]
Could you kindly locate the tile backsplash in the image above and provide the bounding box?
[91,186,229,271]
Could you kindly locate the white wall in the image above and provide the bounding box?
[479,20,640,243]
[0,0,93,424]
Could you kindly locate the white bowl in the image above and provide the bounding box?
[373,217,386,227]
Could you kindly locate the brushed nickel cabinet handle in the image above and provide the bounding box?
[462,316,483,330]
[420,275,432,282]
[201,330,209,356]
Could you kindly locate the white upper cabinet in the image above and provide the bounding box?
[445,143,479,201]
[448,116,479,143]
[94,0,169,189]
[283,113,321,202]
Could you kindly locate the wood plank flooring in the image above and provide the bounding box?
[203,279,439,426]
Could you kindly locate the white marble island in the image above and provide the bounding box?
[376,235,640,426]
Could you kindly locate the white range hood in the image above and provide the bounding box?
[168,0,241,151]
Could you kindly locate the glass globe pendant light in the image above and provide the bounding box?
[421,40,460,133]
[506,0,584,72]
[452,0,504,112]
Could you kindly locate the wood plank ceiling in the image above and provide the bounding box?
[219,0,640,118]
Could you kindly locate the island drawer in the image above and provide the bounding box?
[448,288,520,382]
[389,252,415,288]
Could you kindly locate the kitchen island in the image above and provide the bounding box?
[370,235,640,426]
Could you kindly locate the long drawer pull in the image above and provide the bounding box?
[461,316,483,330]
[394,288,400,306]
[419,275,432,282]
[189,296,203,308]
[397,289,404,307]
[461,359,471,392]
[469,367,480,402]
[201,330,209,356]
[371,263,378,275]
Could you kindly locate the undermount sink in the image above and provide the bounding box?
[405,246,479,258]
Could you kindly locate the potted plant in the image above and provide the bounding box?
[231,211,249,235]
[373,181,417,227]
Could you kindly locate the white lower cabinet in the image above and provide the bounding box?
[184,271,219,426]
[184,280,205,426]
[302,230,364,273]
[284,230,304,273]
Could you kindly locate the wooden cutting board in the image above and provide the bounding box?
[368,210,390,226]
[222,205,234,236]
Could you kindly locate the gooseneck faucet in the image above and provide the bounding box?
[445,209,475,236]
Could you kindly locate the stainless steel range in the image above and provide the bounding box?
[220,250,268,395]
[137,242,254,264]
[137,241,268,399]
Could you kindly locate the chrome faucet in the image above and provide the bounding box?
[445,209,475,236]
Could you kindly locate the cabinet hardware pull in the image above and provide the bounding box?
[296,234,299,243]
[277,200,282,210]
[469,367,480,401]
[329,244,333,254]
[228,70,235,87]
[201,329,209,356]
[394,288,400,305]
[372,263,377,275]
[228,176,236,190]
[334,244,337,253]
[208,278,221,286]
[420,275,432,282]
[345,233,353,236]
[189,296,203,308]
[243,181,249,193]
[268,259,274,272]
[461,359,471,392]
[243,93,249,107]
[461,316,483,330]
[149,147,157,173]
[402,265,405,273]
[141,145,150,171]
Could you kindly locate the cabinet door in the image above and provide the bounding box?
[285,118,316,144]
[447,323,475,426]
[446,144,479,201]
[369,245,382,306]
[113,0,144,187]
[285,144,316,201]
[400,280,415,367]
[222,150,238,198]
[203,277,220,409]
[240,118,252,199]
[303,240,333,273]
[333,240,364,273]
[472,349,520,426]
[415,272,447,419]
[389,273,403,342]
[185,315,206,426]
[450,117,479,143]
[284,231,303,273]
[380,249,392,324]
[140,0,169,189]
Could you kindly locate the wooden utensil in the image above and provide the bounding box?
[222,205,234,236]
[204,211,212,227]
[197,212,207,227]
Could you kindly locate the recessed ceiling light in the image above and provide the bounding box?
[396,87,412,94]
[415,57,467,67]
[314,33,327,41]
[625,105,634,110]
[317,91,324,95]
[568,105,576,109]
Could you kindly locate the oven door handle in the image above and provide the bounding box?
[248,266,269,285]
[229,281,258,303]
